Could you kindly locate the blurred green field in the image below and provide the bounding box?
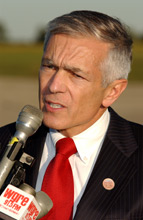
[0,43,43,78]
[129,41,143,81]
[0,41,143,81]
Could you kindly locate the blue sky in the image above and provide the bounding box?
[0,0,143,42]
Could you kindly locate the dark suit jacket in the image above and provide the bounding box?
[0,108,143,220]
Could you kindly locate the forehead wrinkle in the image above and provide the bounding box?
[50,35,93,68]
[45,34,109,76]
[51,36,71,68]
[52,48,97,76]
[65,47,97,74]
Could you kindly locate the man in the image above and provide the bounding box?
[0,10,143,220]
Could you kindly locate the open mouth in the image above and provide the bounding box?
[48,102,64,109]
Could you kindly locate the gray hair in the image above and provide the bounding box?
[43,10,133,87]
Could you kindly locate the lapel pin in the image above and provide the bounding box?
[102,178,115,190]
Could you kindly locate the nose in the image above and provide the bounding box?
[48,70,67,94]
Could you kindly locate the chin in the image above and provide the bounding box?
[43,117,64,131]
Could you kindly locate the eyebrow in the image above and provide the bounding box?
[41,58,54,65]
[41,57,86,75]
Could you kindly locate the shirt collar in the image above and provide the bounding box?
[50,109,110,164]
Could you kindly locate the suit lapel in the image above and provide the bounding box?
[74,108,138,220]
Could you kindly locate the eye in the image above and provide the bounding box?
[46,64,55,69]
[41,63,57,71]
[71,71,84,79]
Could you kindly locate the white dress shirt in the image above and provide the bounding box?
[35,109,110,217]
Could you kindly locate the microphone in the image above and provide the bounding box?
[0,105,43,190]
[14,105,43,143]
[35,191,53,219]
[0,183,53,219]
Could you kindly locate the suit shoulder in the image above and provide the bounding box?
[109,107,143,132]
[0,123,16,153]
[108,107,143,150]
[0,122,16,138]
[129,120,143,129]
[128,120,143,143]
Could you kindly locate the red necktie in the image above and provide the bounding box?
[41,138,77,220]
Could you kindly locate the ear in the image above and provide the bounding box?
[102,79,128,108]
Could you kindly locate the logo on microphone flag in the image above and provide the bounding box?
[0,184,41,220]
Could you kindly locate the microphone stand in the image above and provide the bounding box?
[0,150,35,195]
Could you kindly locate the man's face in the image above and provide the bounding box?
[39,34,110,136]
